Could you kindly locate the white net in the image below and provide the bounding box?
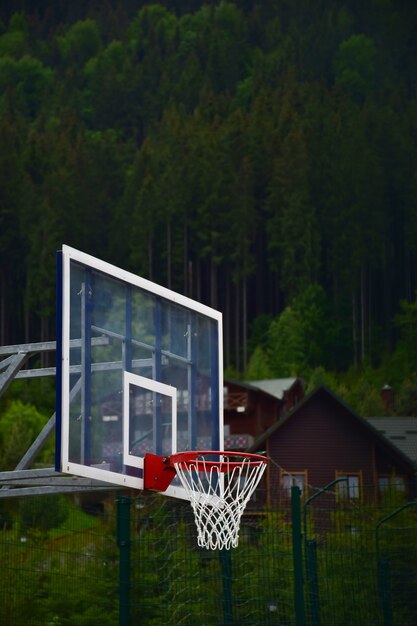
[173,452,268,550]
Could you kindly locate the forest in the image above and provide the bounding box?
[1,0,417,413]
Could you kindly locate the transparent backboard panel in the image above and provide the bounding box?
[56,246,223,499]
[123,372,177,469]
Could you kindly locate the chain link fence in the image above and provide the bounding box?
[0,484,416,625]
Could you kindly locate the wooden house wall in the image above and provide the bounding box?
[268,394,372,486]
[266,391,414,493]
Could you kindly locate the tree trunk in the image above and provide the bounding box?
[183,223,188,296]
[196,258,201,302]
[242,276,247,372]
[166,221,172,289]
[210,258,217,309]
[24,278,30,344]
[188,260,193,299]
[234,282,240,375]
[147,234,153,280]
[224,267,231,369]
[0,270,5,345]
[361,267,366,363]
[352,288,358,367]
[41,316,49,367]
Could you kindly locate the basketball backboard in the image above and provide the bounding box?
[55,245,223,500]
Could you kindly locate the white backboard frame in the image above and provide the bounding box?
[56,245,224,500]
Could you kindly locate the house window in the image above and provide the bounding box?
[281,471,307,497]
[378,475,405,494]
[336,472,362,501]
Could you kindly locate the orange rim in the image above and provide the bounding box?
[170,450,268,472]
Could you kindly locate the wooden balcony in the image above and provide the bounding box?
[224,392,249,411]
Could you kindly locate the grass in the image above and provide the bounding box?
[48,501,102,539]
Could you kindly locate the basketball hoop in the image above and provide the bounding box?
[144,451,268,550]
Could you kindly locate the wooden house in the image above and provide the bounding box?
[247,386,417,505]
[223,377,304,450]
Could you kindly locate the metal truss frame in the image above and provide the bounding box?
[0,339,115,498]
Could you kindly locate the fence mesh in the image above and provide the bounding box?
[0,482,417,625]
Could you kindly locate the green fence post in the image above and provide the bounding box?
[377,557,393,626]
[220,548,234,626]
[302,477,348,626]
[375,501,417,626]
[305,539,320,626]
[292,485,306,626]
[117,495,132,626]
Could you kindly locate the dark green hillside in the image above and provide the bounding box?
[0,0,416,408]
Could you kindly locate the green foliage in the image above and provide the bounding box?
[1,376,56,416]
[0,12,28,59]
[19,494,69,537]
[266,113,321,301]
[243,511,294,622]
[334,34,377,101]
[0,400,52,470]
[268,306,306,377]
[41,541,119,626]
[83,40,135,131]
[0,54,54,116]
[291,285,333,367]
[9,12,28,33]
[247,314,273,356]
[255,284,335,379]
[246,345,274,381]
[305,366,340,394]
[393,295,417,373]
[306,364,393,416]
[0,498,117,625]
[394,373,417,416]
[0,0,416,384]
[0,29,27,58]
[0,499,15,529]
[56,19,102,66]
[351,381,385,417]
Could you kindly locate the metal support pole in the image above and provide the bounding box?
[117,495,132,626]
[220,548,234,626]
[0,353,28,395]
[291,485,306,626]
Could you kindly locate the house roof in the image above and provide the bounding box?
[247,385,417,471]
[365,417,417,465]
[243,378,299,400]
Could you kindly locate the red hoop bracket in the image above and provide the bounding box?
[144,453,176,491]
